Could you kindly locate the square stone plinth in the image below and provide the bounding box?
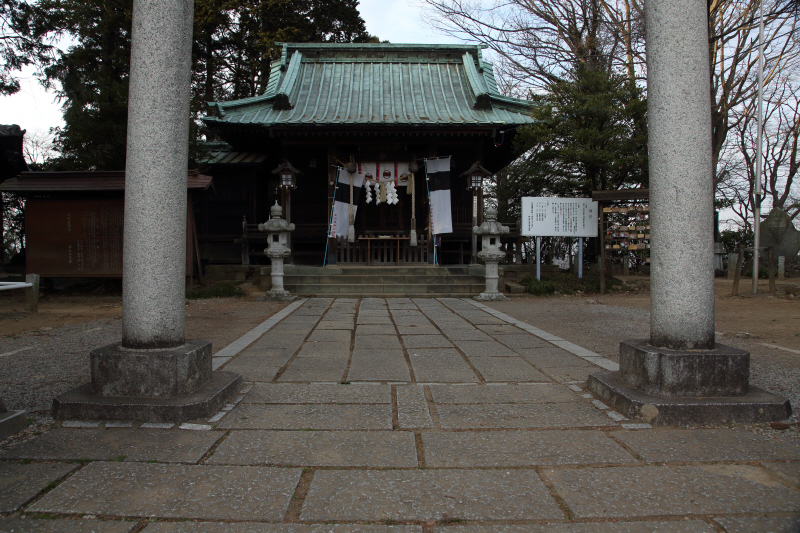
[588,369,791,425]
[91,340,212,398]
[52,371,242,423]
[619,339,749,397]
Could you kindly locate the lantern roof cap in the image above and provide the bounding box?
[461,161,492,177]
[271,160,303,175]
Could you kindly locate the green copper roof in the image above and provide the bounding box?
[203,43,536,129]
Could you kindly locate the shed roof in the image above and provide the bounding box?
[0,170,212,192]
[204,43,536,130]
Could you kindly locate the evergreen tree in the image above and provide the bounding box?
[27,0,374,170]
[500,64,647,219]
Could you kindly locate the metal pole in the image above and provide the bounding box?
[578,237,583,279]
[323,168,341,267]
[536,236,541,280]
[753,0,764,293]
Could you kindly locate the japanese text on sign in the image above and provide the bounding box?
[521,197,598,237]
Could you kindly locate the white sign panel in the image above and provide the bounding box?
[521,197,598,237]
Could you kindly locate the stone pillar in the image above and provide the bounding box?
[51,0,240,422]
[778,256,785,281]
[586,0,790,425]
[647,0,715,351]
[727,253,738,279]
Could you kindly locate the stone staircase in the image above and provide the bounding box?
[264,265,486,298]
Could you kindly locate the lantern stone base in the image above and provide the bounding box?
[474,292,509,301]
[51,339,242,423]
[587,339,792,425]
[264,289,297,302]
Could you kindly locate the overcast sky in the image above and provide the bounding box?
[2,0,463,138]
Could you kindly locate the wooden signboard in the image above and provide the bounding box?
[26,199,125,277]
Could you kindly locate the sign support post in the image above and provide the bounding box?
[536,237,541,280]
[578,237,584,279]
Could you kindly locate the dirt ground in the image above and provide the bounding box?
[0,282,287,355]
[1,276,797,348]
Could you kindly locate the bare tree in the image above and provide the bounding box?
[718,77,800,229]
[22,128,56,168]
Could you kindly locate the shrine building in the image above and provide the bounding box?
[200,42,536,267]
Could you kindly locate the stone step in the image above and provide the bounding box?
[285,283,485,296]
[282,265,485,276]
[284,274,485,285]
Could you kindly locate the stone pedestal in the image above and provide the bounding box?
[587,0,790,425]
[51,0,240,422]
[0,397,26,441]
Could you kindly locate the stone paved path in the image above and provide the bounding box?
[1,297,798,532]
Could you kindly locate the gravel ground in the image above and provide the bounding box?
[486,293,800,427]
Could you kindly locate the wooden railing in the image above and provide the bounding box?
[337,235,429,265]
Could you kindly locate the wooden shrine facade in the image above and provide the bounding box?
[200,43,536,266]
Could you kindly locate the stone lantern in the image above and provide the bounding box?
[474,206,510,301]
[259,201,296,301]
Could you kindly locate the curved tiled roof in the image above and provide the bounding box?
[203,43,536,129]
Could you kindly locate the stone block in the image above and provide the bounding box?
[300,469,562,521]
[0,463,77,512]
[619,339,750,397]
[242,383,390,404]
[588,369,791,425]
[435,402,616,429]
[218,403,392,430]
[207,430,417,467]
[29,462,301,521]
[51,371,242,423]
[91,340,212,398]
[0,518,136,532]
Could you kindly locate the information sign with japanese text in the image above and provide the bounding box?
[521,197,598,237]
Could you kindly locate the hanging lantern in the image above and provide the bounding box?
[461,161,492,191]
[272,160,302,190]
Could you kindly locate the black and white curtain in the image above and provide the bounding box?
[426,156,453,235]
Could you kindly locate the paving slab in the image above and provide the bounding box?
[714,516,800,533]
[408,349,479,383]
[536,365,597,383]
[517,349,594,367]
[218,404,392,430]
[0,518,136,532]
[252,334,307,350]
[356,324,397,335]
[396,324,440,335]
[423,430,636,467]
[390,310,427,318]
[267,324,315,336]
[476,324,526,335]
[761,461,800,485]
[354,335,402,350]
[454,313,507,325]
[612,429,800,462]
[0,428,222,463]
[295,343,351,358]
[279,315,322,324]
[396,385,434,428]
[278,358,347,382]
[546,464,800,518]
[453,341,518,357]
[315,321,355,330]
[30,462,300,520]
[243,383,391,404]
[300,469,563,521]
[357,315,391,324]
[347,350,411,382]
[429,383,579,404]
[439,329,491,341]
[307,330,352,343]
[222,358,281,382]
[468,357,551,382]
[494,334,550,349]
[402,335,453,349]
[208,430,417,467]
[0,462,77,512]
[142,524,422,533]
[430,522,716,532]
[436,402,616,429]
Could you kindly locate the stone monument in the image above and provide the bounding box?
[587,0,790,424]
[473,206,510,301]
[51,0,240,422]
[259,202,296,301]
